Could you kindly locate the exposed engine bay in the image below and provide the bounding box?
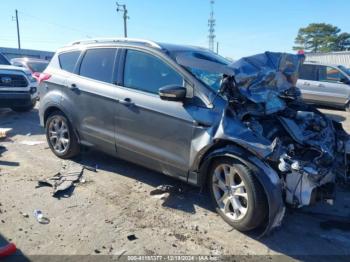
[221,52,350,208]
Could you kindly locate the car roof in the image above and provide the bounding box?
[57,38,209,56]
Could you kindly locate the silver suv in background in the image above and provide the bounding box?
[0,53,39,112]
[297,61,350,110]
[38,39,350,235]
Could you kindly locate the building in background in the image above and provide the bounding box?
[0,47,54,61]
[306,51,350,68]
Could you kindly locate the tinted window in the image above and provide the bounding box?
[124,50,183,94]
[79,49,117,83]
[0,54,10,65]
[59,51,81,73]
[28,62,48,73]
[299,64,317,81]
[318,66,345,83]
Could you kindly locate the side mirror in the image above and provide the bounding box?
[159,85,186,101]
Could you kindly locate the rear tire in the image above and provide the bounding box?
[209,157,268,232]
[45,111,80,159]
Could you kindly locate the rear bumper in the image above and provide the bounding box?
[0,91,36,108]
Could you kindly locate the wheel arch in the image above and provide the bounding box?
[43,104,80,143]
[198,143,285,237]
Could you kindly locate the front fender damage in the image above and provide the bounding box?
[199,145,285,237]
[189,51,350,236]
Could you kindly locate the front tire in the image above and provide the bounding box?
[209,158,268,232]
[45,111,80,159]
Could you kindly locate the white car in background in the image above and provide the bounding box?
[0,53,39,112]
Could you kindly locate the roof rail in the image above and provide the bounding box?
[69,38,162,49]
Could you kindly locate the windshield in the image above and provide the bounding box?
[339,65,350,76]
[28,61,49,72]
[0,54,11,65]
[175,50,231,91]
[186,67,223,91]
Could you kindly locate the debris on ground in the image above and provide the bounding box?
[20,212,29,218]
[33,209,50,224]
[0,171,9,176]
[19,141,45,146]
[150,185,183,196]
[0,243,17,258]
[37,161,97,196]
[127,234,138,241]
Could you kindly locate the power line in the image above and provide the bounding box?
[18,11,97,38]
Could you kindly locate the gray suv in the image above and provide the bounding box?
[39,39,350,235]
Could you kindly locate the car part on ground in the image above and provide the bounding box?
[38,39,350,236]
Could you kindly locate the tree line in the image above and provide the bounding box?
[294,23,350,53]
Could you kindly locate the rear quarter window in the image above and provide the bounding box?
[58,51,81,73]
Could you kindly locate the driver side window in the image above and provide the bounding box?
[123,50,183,94]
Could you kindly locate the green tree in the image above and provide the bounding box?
[333,32,350,51]
[293,23,340,52]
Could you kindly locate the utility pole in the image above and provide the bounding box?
[208,0,216,51]
[116,2,129,38]
[216,42,219,54]
[13,9,21,49]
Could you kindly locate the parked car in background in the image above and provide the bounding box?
[0,53,39,112]
[297,61,350,111]
[38,39,350,235]
[11,57,49,73]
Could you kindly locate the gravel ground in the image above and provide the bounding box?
[1,106,350,261]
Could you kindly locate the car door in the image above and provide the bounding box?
[316,65,350,106]
[114,48,198,180]
[64,47,119,155]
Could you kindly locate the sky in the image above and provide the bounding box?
[1,0,349,60]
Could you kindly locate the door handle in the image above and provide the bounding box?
[303,82,311,86]
[119,98,134,107]
[318,84,325,88]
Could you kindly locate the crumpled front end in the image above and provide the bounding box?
[223,52,350,208]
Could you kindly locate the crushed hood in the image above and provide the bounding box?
[228,52,302,114]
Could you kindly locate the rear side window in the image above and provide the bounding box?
[79,48,117,83]
[299,64,317,81]
[58,51,80,73]
[124,49,183,94]
[318,66,344,83]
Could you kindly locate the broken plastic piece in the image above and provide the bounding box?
[127,234,137,241]
[33,209,50,224]
[150,185,182,196]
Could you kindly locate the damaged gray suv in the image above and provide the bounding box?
[39,38,350,235]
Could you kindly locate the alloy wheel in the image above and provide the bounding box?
[212,164,249,221]
[48,116,70,154]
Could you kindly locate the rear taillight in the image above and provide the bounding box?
[37,73,51,84]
